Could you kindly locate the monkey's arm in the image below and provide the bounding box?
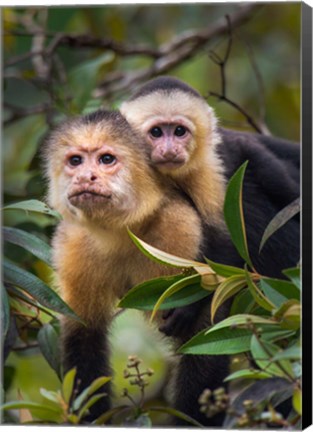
[53,222,124,421]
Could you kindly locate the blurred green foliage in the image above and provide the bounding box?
[2,3,300,426]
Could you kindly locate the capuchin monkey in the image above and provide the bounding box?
[120,76,300,278]
[42,110,226,425]
[120,78,300,419]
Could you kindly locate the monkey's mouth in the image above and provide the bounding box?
[68,190,112,205]
[152,154,186,170]
[154,159,185,170]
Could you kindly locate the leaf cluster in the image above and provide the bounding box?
[119,162,301,428]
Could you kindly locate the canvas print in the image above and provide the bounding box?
[2,2,306,429]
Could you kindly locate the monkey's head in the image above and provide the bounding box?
[120,76,220,176]
[42,110,163,227]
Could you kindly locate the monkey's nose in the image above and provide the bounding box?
[161,148,177,159]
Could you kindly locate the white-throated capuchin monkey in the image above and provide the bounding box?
[41,110,210,423]
[120,76,300,279]
[120,80,300,424]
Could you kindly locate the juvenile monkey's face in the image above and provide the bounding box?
[141,115,195,171]
[121,91,212,174]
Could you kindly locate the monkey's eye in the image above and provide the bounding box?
[150,127,163,138]
[99,154,116,165]
[69,155,83,166]
[174,126,187,137]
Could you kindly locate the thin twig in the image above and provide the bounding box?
[236,32,271,135]
[206,13,266,134]
[94,3,262,99]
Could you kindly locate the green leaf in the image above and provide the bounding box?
[274,300,301,330]
[245,270,275,312]
[119,274,209,311]
[62,368,77,404]
[272,299,301,330]
[260,278,300,308]
[3,199,61,219]
[261,328,296,343]
[230,288,255,315]
[37,323,61,377]
[3,259,81,322]
[223,161,253,269]
[150,274,201,321]
[6,285,55,317]
[204,258,245,277]
[224,369,273,382]
[282,267,301,290]
[149,406,203,427]
[93,405,130,425]
[250,335,294,379]
[3,226,52,266]
[68,53,114,109]
[292,387,302,415]
[179,327,253,355]
[211,275,247,321]
[271,342,301,361]
[39,389,62,405]
[1,400,62,415]
[78,393,107,421]
[259,198,300,253]
[1,284,10,337]
[204,314,275,334]
[128,230,205,269]
[183,320,290,356]
[73,376,111,411]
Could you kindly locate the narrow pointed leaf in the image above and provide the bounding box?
[37,324,61,377]
[260,278,300,307]
[128,230,205,269]
[230,288,255,315]
[62,368,77,404]
[204,314,275,334]
[1,401,61,414]
[73,377,111,411]
[119,274,209,311]
[211,275,247,322]
[39,389,62,405]
[282,267,301,290]
[259,198,300,253]
[149,406,203,427]
[3,226,52,266]
[245,269,275,311]
[204,258,245,277]
[224,369,273,382]
[292,387,302,415]
[150,274,201,321]
[3,259,81,322]
[93,406,129,425]
[1,284,10,337]
[3,199,61,219]
[271,343,301,361]
[179,327,252,355]
[78,393,107,420]
[6,285,55,317]
[223,161,253,269]
[250,335,294,379]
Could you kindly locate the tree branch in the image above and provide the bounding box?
[206,11,270,135]
[94,3,262,98]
